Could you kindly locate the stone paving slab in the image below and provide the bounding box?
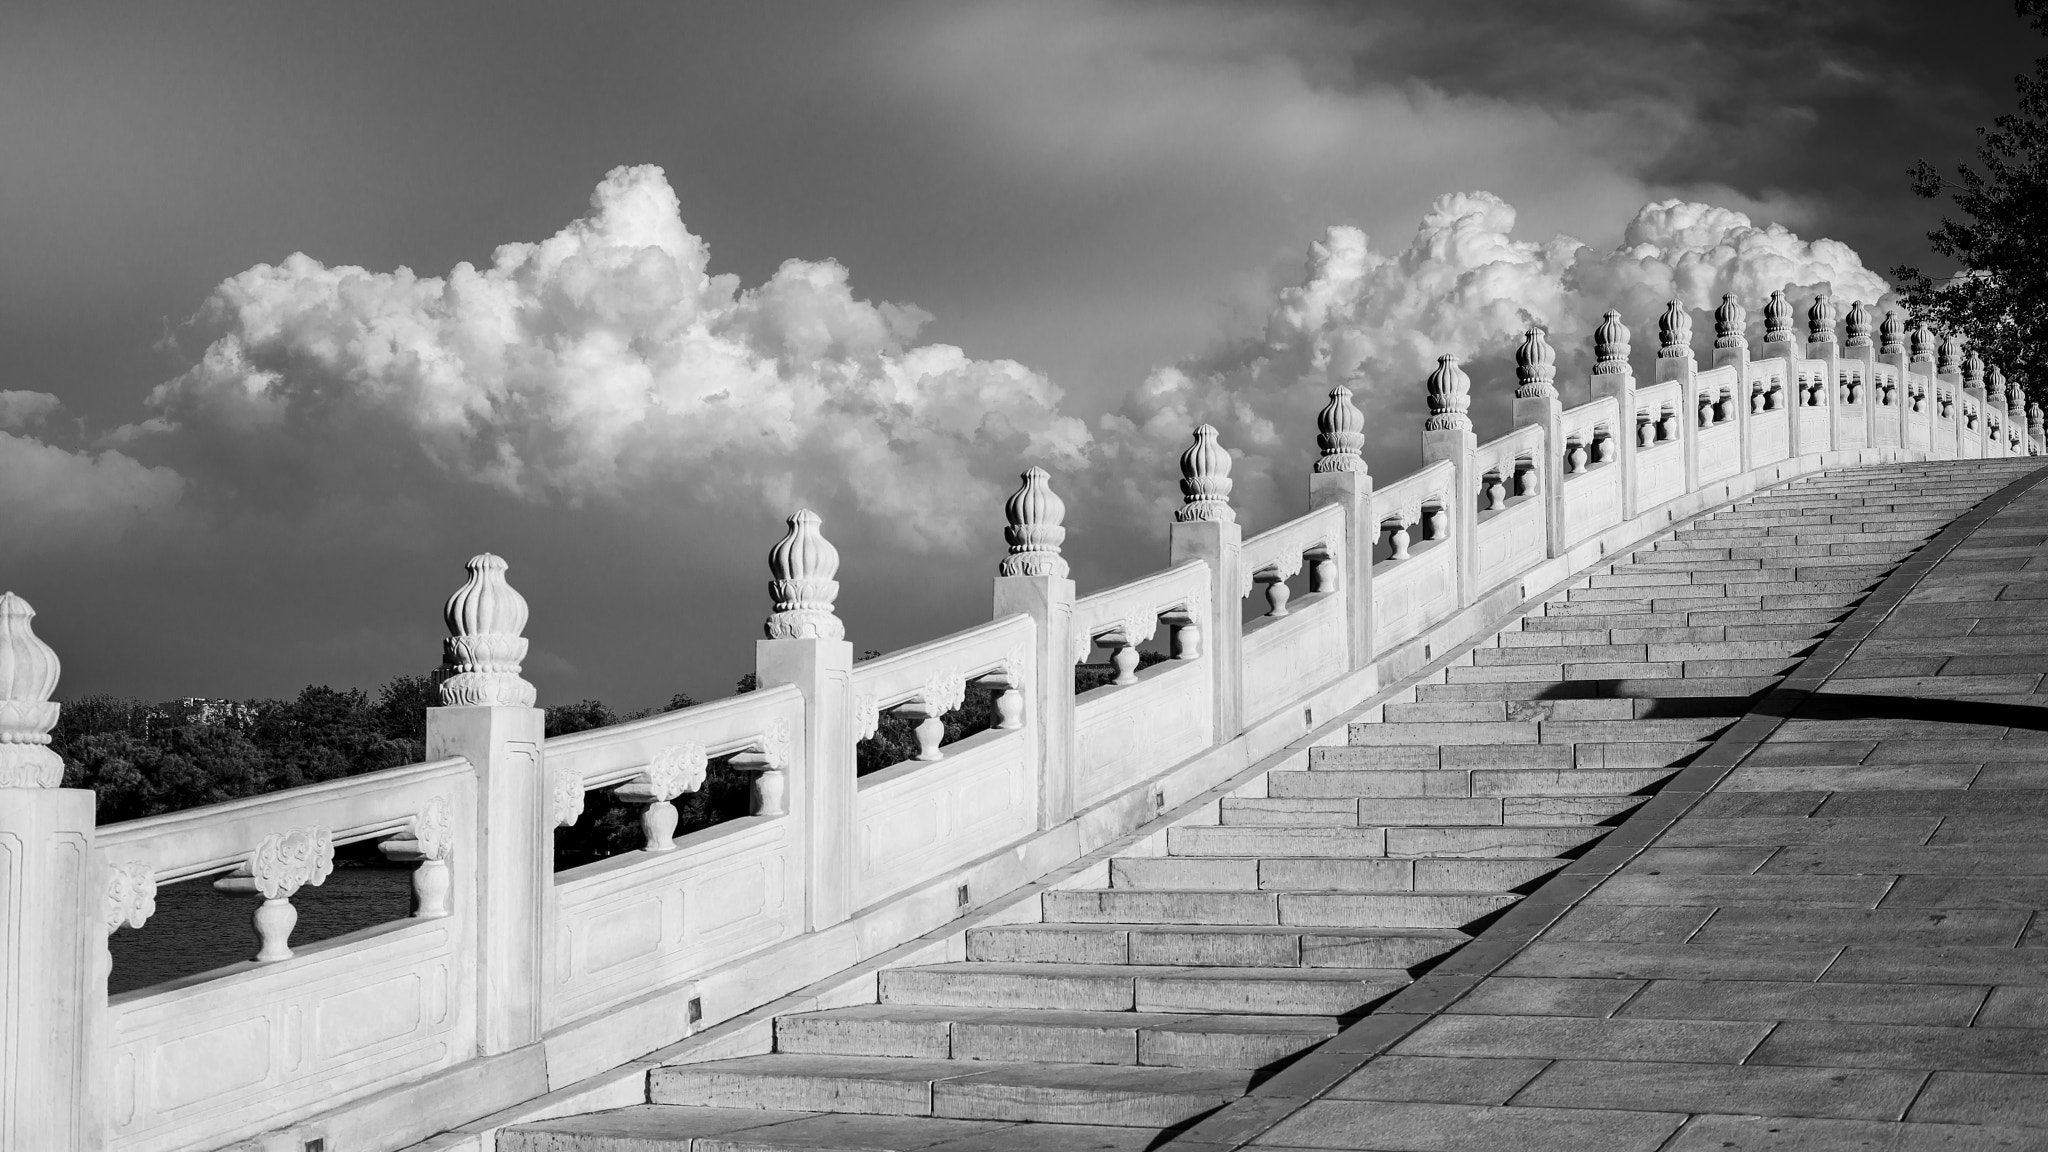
[1164,462,2048,1150]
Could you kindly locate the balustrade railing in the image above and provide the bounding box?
[2,296,2043,1152]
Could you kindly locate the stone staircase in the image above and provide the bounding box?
[504,462,2025,1152]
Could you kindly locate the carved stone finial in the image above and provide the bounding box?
[1763,291,1793,342]
[0,592,63,787]
[1938,332,1963,375]
[1657,301,1693,359]
[1964,349,1985,390]
[1176,425,1236,523]
[1315,384,1368,472]
[1988,366,2009,408]
[766,509,846,640]
[1000,467,1070,577]
[1880,310,1905,356]
[1714,295,1746,349]
[1593,310,1630,373]
[1911,321,1935,361]
[1844,300,1873,348]
[1807,295,1837,343]
[1515,328,1558,399]
[2030,403,2045,441]
[437,554,536,708]
[1425,354,1473,431]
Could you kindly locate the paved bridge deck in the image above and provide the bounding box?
[503,459,2048,1152]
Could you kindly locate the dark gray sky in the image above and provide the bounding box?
[2,0,2036,708]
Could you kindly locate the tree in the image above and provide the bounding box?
[1893,0,2048,405]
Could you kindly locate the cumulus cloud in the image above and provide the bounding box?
[1099,191,1893,529]
[140,165,1090,551]
[0,390,63,431]
[0,430,184,551]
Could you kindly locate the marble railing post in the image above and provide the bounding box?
[1844,300,1879,447]
[1422,355,1479,603]
[1881,309,1911,448]
[1761,290,1803,457]
[992,468,1078,827]
[1310,384,1376,669]
[1590,310,1640,516]
[1963,348,1989,457]
[1512,328,1567,558]
[1712,296,1753,471]
[1807,295,1842,452]
[1656,301,1701,491]
[1987,366,2012,458]
[2029,402,2045,454]
[0,593,98,1152]
[424,554,548,1057]
[755,510,854,930]
[1169,426,1243,737]
[1938,334,1966,457]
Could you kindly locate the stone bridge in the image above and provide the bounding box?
[3,300,2046,1152]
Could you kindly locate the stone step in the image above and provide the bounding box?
[772,1004,1340,1068]
[1473,643,1649,666]
[1168,826,1386,857]
[1411,675,1775,701]
[502,1108,1175,1152]
[1107,855,1561,893]
[1383,697,1635,722]
[1042,887,1515,930]
[1681,606,1845,625]
[880,962,1411,1016]
[1262,765,1671,800]
[1315,740,1706,770]
[966,922,1468,969]
[1384,824,1604,857]
[648,1053,1253,1126]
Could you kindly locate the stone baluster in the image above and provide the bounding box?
[2029,402,2045,454]
[1311,383,1375,668]
[424,552,548,1055]
[893,671,966,760]
[757,510,854,928]
[379,797,454,917]
[1590,309,1641,516]
[1511,327,1567,558]
[1909,320,1937,452]
[213,827,335,962]
[2012,384,2031,454]
[613,744,707,852]
[1423,354,1479,603]
[994,467,1077,826]
[1171,426,1243,735]
[0,593,98,1152]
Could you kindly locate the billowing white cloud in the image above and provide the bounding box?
[0,430,184,551]
[1099,191,1893,530]
[0,390,63,431]
[140,165,1091,551]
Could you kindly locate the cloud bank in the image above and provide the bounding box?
[140,165,1090,551]
[1100,192,1893,529]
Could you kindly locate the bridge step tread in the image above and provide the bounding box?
[773,1004,1341,1067]
[962,923,1468,968]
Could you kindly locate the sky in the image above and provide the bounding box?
[1,0,2039,710]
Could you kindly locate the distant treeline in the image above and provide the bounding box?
[56,651,1166,863]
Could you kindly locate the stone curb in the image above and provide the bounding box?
[1159,460,2048,1151]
